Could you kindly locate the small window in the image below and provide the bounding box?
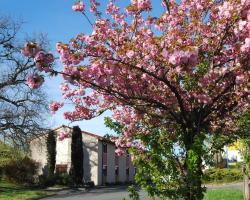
[103,143,107,153]
[56,164,67,174]
[126,168,129,176]
[115,166,119,176]
[103,165,107,176]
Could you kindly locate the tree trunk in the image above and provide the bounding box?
[181,133,205,200]
[243,166,250,200]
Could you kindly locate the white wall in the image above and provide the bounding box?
[55,127,71,167]
[29,136,47,174]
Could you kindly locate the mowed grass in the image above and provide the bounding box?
[204,189,243,200]
[0,180,51,200]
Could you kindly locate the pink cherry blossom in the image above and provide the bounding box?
[72,1,84,12]
[21,42,40,57]
[126,50,135,58]
[115,148,124,156]
[58,131,69,141]
[49,101,64,114]
[26,74,44,89]
[240,38,250,53]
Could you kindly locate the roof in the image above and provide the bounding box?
[54,125,114,144]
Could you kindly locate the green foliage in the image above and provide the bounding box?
[128,185,140,200]
[70,126,83,186]
[237,109,250,170]
[104,117,124,135]
[0,143,39,185]
[3,156,39,185]
[0,142,23,168]
[46,131,56,177]
[38,173,72,187]
[203,168,243,183]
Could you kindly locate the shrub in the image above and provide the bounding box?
[38,173,72,187]
[70,126,83,186]
[38,174,57,187]
[46,131,56,177]
[3,156,39,185]
[55,173,72,186]
[203,168,243,183]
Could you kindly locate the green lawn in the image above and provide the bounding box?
[0,180,52,200]
[204,189,243,200]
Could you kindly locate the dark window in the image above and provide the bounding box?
[115,166,119,176]
[103,143,107,153]
[103,165,107,176]
[56,164,67,174]
[126,168,129,176]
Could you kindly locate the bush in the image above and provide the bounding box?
[38,174,57,187]
[203,168,243,183]
[3,156,39,185]
[55,173,72,186]
[38,173,72,187]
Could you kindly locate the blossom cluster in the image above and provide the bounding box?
[22,0,250,148]
[26,74,44,89]
[22,42,54,89]
[72,1,84,12]
[49,101,64,114]
[58,131,69,141]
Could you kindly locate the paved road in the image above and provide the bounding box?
[44,186,149,200]
[44,182,243,200]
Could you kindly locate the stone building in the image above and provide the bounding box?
[29,125,135,186]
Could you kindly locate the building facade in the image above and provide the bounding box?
[29,125,135,186]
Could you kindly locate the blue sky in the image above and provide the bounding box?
[0,0,114,135]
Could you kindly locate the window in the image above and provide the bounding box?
[103,143,107,153]
[126,167,129,176]
[56,164,67,174]
[102,165,107,176]
[115,155,119,166]
[115,166,119,176]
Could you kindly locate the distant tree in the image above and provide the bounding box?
[46,130,56,177]
[0,16,49,147]
[237,109,250,167]
[70,126,83,186]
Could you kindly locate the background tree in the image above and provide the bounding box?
[22,0,250,199]
[70,126,83,186]
[0,16,49,147]
[46,130,56,177]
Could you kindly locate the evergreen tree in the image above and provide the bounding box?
[46,130,56,177]
[70,126,83,186]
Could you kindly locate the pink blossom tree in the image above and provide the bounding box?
[22,0,250,199]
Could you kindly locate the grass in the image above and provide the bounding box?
[0,180,52,200]
[203,189,243,200]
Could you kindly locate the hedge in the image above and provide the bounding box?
[203,168,243,184]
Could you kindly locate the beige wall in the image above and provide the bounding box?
[29,136,47,174]
[106,143,115,183]
[97,141,103,185]
[82,133,99,185]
